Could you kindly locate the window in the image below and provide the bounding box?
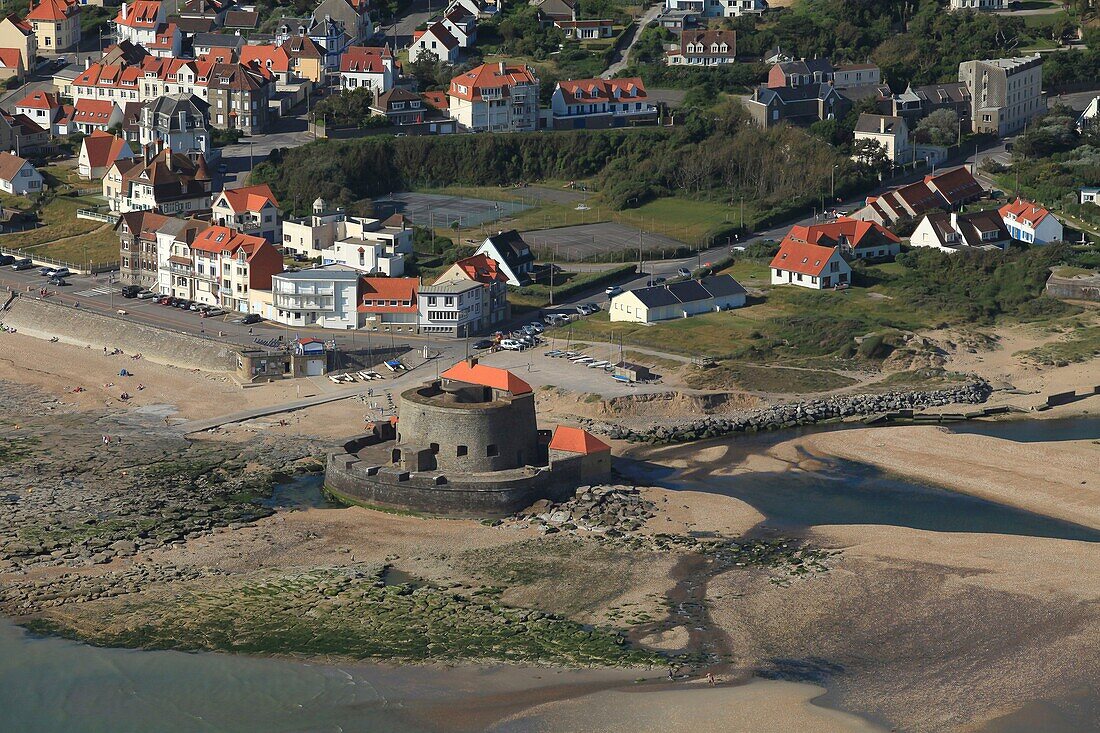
[429,442,439,454]
[486,444,498,457]
[457,445,467,457]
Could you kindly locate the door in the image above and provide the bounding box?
[306,358,323,377]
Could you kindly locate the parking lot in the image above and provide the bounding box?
[371,192,532,228]
[478,341,669,398]
[521,222,686,261]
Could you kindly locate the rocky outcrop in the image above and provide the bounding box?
[582,382,992,444]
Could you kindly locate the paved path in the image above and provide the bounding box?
[602,4,662,79]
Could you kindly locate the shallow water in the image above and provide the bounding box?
[947,414,1100,443]
[258,474,340,510]
[618,416,1100,542]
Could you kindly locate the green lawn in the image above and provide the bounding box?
[0,195,118,265]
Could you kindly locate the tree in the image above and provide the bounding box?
[915,109,960,147]
[851,138,889,175]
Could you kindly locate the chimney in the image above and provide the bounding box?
[880,117,887,134]
[498,61,505,74]
[950,212,958,231]
[121,1,128,20]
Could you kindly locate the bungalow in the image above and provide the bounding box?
[610,274,746,324]
[69,98,124,134]
[1081,187,1100,206]
[782,218,901,260]
[78,130,136,180]
[0,151,43,195]
[769,240,851,290]
[910,211,1011,252]
[554,19,614,40]
[358,276,420,331]
[999,198,1063,245]
[410,22,460,64]
[475,229,536,286]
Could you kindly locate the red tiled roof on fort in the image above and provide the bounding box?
[549,426,610,454]
[441,361,533,395]
[769,239,838,277]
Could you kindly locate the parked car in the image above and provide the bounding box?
[499,339,524,351]
[175,299,192,309]
[11,258,33,270]
[49,276,68,286]
[51,267,71,278]
[677,267,691,278]
[0,254,13,266]
[156,296,172,305]
[241,313,261,324]
[39,267,54,276]
[136,290,157,299]
[472,339,493,350]
[121,285,141,298]
[526,321,544,333]
[205,308,225,316]
[190,303,205,311]
[604,285,622,297]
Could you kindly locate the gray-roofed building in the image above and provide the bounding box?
[475,229,537,285]
[139,93,211,159]
[910,210,1011,252]
[743,83,848,128]
[853,113,912,164]
[610,273,746,323]
[192,32,245,57]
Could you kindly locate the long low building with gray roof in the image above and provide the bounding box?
[609,273,746,324]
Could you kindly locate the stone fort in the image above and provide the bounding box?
[325,358,612,516]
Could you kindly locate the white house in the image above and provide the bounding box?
[610,274,746,324]
[441,6,477,48]
[69,98,124,135]
[265,264,362,330]
[410,22,460,64]
[211,183,281,243]
[339,45,396,96]
[14,90,60,128]
[1077,95,1099,131]
[769,240,851,289]
[448,62,540,132]
[548,77,655,129]
[77,131,135,180]
[475,229,535,286]
[330,238,405,276]
[1081,187,1100,206]
[0,152,43,195]
[910,211,1012,252]
[999,198,1064,245]
[853,113,911,165]
[664,0,766,18]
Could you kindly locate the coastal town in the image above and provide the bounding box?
[0,0,1099,731]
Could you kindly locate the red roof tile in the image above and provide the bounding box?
[449,62,537,102]
[769,240,838,277]
[440,361,532,395]
[549,426,610,454]
[999,197,1051,226]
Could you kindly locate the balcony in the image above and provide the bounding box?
[274,293,335,311]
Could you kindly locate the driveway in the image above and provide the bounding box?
[601,3,662,79]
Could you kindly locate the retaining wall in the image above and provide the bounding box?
[1,295,238,372]
[325,452,573,517]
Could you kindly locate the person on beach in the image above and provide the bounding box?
[706,672,715,686]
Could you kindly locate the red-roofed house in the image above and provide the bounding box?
[339,45,396,95]
[418,253,510,336]
[0,15,36,69]
[448,61,539,132]
[78,131,136,179]
[999,197,1063,245]
[410,22,460,64]
[854,167,985,226]
[186,224,283,311]
[782,217,901,260]
[211,183,281,242]
[14,90,61,127]
[69,98,124,134]
[0,47,25,83]
[769,239,851,290]
[441,359,533,395]
[113,0,164,48]
[548,77,655,130]
[26,0,80,52]
[549,425,610,454]
[358,275,419,331]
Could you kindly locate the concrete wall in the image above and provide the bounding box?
[325,452,573,517]
[1046,275,1100,302]
[1,295,238,372]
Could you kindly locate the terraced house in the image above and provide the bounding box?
[178,225,283,312]
[547,77,655,129]
[666,29,736,67]
[26,0,79,52]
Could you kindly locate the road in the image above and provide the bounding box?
[218,115,315,187]
[378,0,434,47]
[602,4,662,79]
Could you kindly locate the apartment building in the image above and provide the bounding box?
[547,77,655,129]
[448,62,540,132]
[117,209,170,287]
[267,264,362,329]
[180,225,283,311]
[205,62,272,133]
[958,55,1045,136]
[418,253,510,337]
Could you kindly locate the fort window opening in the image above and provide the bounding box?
[486,444,498,457]
[457,445,468,457]
[430,442,439,454]
[391,448,401,463]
